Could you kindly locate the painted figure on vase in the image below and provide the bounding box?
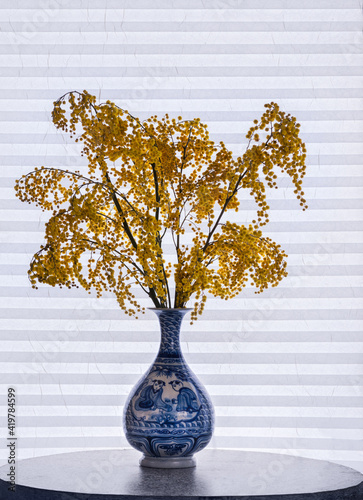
[134,379,172,411]
[169,379,200,413]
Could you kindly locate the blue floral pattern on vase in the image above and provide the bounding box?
[123,308,215,466]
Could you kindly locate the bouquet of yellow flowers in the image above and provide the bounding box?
[15,91,307,322]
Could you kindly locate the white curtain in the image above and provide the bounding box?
[0,0,362,473]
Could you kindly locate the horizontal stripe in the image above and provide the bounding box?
[0,436,361,452]
[2,188,363,204]
[1,220,362,233]
[6,67,363,78]
[212,438,363,451]
[3,164,363,178]
[1,118,363,133]
[0,394,361,407]
[1,105,362,122]
[0,287,362,301]
[0,218,362,233]
[0,405,361,418]
[1,22,362,33]
[1,154,362,166]
[2,374,362,386]
[10,415,363,430]
[2,362,362,374]
[1,144,362,157]
[1,92,363,103]
[3,265,363,278]
[0,312,362,328]
[1,77,362,90]
[0,308,363,321]
[1,32,360,45]
[1,121,363,137]
[1,208,362,223]
[1,120,363,138]
[3,206,361,223]
[3,200,363,212]
[2,230,362,245]
[0,285,362,300]
[0,383,360,397]
[0,146,362,160]
[1,340,362,354]
[4,68,363,78]
[2,9,362,23]
[1,132,363,145]
[0,0,360,9]
[0,137,362,152]
[3,54,363,66]
[12,427,363,440]
[1,44,362,55]
[0,329,362,343]
[1,352,362,365]
[0,297,362,311]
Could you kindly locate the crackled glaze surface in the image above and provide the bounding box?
[123,309,215,462]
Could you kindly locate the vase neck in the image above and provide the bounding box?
[151,309,191,357]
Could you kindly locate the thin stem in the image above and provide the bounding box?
[150,162,160,221]
[162,265,172,308]
[104,172,138,250]
[202,166,249,252]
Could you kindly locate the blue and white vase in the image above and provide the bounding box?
[123,308,215,468]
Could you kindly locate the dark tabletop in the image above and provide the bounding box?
[0,448,362,499]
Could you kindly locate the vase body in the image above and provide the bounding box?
[123,308,215,468]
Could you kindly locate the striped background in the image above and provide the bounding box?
[0,0,363,475]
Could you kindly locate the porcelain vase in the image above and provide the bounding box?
[123,308,215,468]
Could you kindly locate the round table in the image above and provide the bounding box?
[0,449,362,499]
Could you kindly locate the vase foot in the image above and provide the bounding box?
[139,455,196,469]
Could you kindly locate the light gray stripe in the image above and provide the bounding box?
[1,218,362,231]
[0,330,362,342]
[2,176,363,190]
[1,265,363,278]
[215,133,363,143]
[1,244,362,256]
[5,436,362,451]
[1,302,363,320]
[2,67,363,77]
[15,416,363,429]
[0,44,360,55]
[0,135,363,152]
[2,44,361,55]
[0,437,129,449]
[0,132,361,144]
[2,200,363,212]
[1,22,361,32]
[3,394,363,408]
[1,352,362,364]
[1,155,362,166]
[3,374,362,386]
[0,286,362,301]
[217,417,363,429]
[1,0,360,9]
[2,111,363,122]
[3,243,363,257]
[0,89,363,100]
